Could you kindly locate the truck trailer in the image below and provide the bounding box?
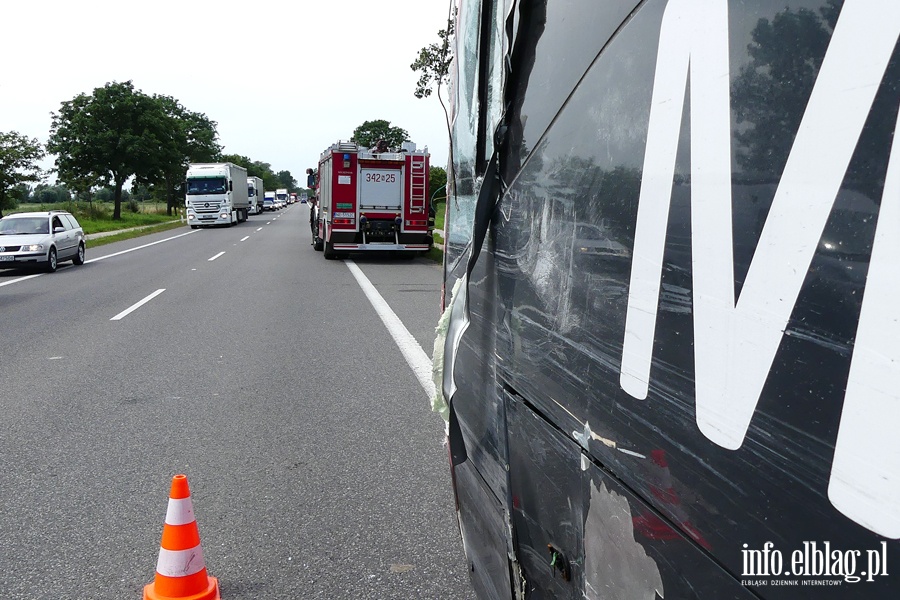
[313,140,432,258]
[247,176,264,215]
[185,163,250,227]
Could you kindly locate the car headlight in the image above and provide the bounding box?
[21,244,44,252]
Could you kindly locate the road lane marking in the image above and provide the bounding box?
[345,260,434,398]
[208,252,225,261]
[111,289,166,321]
[86,230,197,264]
[0,273,44,288]
[256,228,263,232]
[2,230,196,290]
[240,236,250,242]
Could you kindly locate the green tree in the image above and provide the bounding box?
[411,13,454,99]
[155,95,222,215]
[0,131,45,217]
[275,170,297,191]
[94,187,114,203]
[47,81,177,220]
[351,119,410,149]
[65,171,105,206]
[429,166,447,202]
[33,184,71,204]
[10,183,32,204]
[221,154,281,191]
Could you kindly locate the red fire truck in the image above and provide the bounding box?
[313,141,433,259]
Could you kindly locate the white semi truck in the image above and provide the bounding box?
[185,163,250,227]
[247,176,264,215]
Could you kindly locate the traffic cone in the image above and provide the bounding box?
[143,475,220,600]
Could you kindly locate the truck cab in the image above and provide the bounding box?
[185,163,250,227]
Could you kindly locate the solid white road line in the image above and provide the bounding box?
[85,230,197,264]
[0,273,44,288]
[208,252,225,261]
[240,236,250,242]
[345,260,435,398]
[2,230,198,290]
[111,289,166,321]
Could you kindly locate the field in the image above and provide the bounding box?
[13,201,179,235]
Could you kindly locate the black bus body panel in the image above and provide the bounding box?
[444,0,900,598]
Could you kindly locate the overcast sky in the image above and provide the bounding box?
[1,0,453,185]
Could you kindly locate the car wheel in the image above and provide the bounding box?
[73,242,85,265]
[46,247,58,273]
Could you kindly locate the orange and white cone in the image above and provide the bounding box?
[143,475,220,600]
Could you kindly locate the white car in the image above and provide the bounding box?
[0,210,86,272]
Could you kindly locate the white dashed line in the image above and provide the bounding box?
[86,230,198,264]
[208,252,225,261]
[111,289,166,321]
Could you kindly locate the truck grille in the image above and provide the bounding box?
[192,202,222,214]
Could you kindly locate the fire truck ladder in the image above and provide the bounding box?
[409,156,427,214]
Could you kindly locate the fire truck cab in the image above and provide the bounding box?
[313,141,433,259]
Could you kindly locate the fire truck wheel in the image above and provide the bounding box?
[314,237,323,251]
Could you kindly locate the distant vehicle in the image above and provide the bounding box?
[313,140,432,258]
[263,191,276,211]
[300,191,308,204]
[276,188,290,206]
[247,176,265,215]
[0,210,85,272]
[185,163,250,227]
[290,192,298,204]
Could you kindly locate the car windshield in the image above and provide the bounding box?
[187,177,226,195]
[0,217,49,235]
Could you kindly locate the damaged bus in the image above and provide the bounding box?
[436,0,900,598]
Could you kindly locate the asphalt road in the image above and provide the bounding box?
[0,206,474,599]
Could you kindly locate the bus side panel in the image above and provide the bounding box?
[505,389,757,599]
[448,0,900,598]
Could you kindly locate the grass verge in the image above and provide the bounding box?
[87,221,187,248]
[15,202,180,235]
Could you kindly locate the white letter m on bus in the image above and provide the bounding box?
[619,0,900,537]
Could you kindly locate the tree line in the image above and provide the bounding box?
[2,79,450,220]
[0,81,304,219]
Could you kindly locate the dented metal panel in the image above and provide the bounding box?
[441,0,900,597]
